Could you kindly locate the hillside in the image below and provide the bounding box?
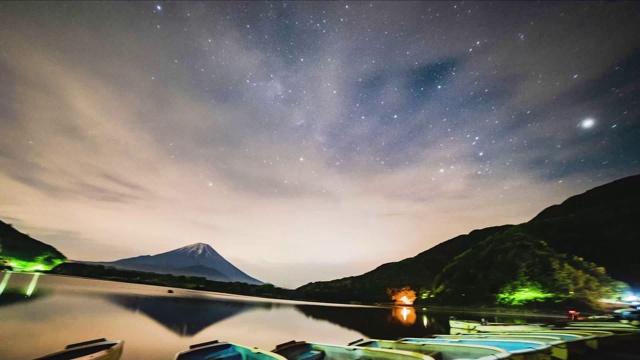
[0,220,66,271]
[296,174,640,307]
[296,225,512,303]
[433,228,626,308]
[523,175,640,287]
[96,243,263,285]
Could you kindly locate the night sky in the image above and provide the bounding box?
[1,2,639,288]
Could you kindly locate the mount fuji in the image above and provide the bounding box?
[97,243,263,285]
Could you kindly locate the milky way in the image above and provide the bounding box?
[0,2,639,287]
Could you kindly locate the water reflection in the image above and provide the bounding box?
[389,306,416,326]
[0,288,49,307]
[0,274,565,360]
[296,305,449,339]
[0,271,50,307]
[105,294,257,336]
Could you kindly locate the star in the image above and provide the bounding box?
[580,118,595,129]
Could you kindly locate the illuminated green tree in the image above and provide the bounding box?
[497,267,554,305]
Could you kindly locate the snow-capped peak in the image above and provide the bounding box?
[177,242,215,256]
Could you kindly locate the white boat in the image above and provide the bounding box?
[449,318,551,332]
[35,338,123,360]
[175,340,287,360]
[566,321,639,329]
[349,338,511,360]
[273,340,436,360]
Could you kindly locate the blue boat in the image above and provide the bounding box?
[434,334,567,359]
[175,340,286,360]
[401,337,552,360]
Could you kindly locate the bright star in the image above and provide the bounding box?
[156,5,162,11]
[580,118,595,129]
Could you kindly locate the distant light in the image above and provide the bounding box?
[624,294,638,302]
[580,118,595,129]
[156,5,162,11]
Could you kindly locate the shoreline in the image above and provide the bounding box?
[7,268,620,318]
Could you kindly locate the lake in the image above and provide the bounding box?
[0,272,558,359]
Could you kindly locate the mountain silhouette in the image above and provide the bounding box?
[98,243,262,285]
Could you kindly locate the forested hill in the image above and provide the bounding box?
[522,175,640,287]
[296,174,640,307]
[296,225,513,303]
[0,220,66,271]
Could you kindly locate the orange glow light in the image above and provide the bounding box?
[387,287,417,305]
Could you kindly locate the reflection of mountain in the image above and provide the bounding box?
[295,305,449,340]
[106,294,262,336]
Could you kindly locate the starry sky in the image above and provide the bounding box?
[0,2,639,288]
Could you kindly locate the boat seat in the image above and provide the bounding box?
[297,350,325,360]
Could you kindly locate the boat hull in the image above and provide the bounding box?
[35,339,123,360]
[450,319,550,332]
[350,338,511,360]
[401,337,552,360]
[435,335,568,360]
[273,341,436,360]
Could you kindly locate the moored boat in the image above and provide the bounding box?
[451,328,599,352]
[433,334,568,359]
[175,340,287,360]
[566,321,639,329]
[35,338,123,360]
[449,318,551,333]
[273,340,436,360]
[401,337,553,360]
[556,326,640,351]
[349,338,511,360]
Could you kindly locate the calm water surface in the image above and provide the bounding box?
[0,272,556,359]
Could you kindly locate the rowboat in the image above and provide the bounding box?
[35,338,123,360]
[451,328,600,352]
[565,321,639,329]
[557,326,640,351]
[175,340,287,360]
[349,338,511,360]
[449,318,551,332]
[433,334,567,359]
[401,337,552,360]
[273,341,436,360]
